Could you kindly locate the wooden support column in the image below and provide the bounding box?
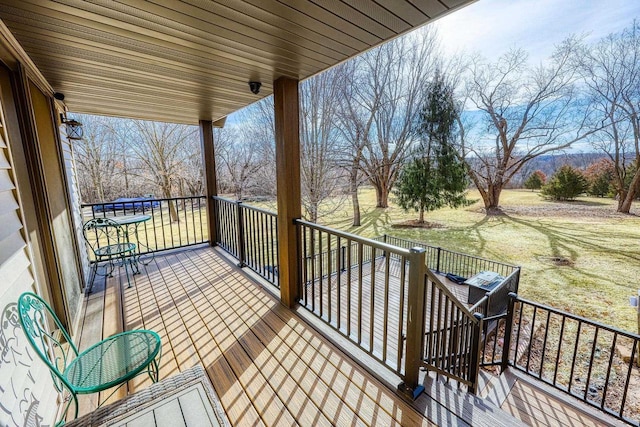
[199,120,218,246]
[399,247,426,400]
[274,77,301,308]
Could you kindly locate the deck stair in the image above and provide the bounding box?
[480,368,628,427]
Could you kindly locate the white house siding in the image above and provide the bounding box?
[60,134,90,288]
[0,89,58,427]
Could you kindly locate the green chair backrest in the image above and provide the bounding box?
[18,292,79,394]
[82,217,128,258]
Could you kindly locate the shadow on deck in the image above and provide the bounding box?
[73,245,613,427]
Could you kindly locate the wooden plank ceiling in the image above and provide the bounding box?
[0,0,473,124]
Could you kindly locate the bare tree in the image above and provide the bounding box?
[214,126,266,200]
[233,98,277,201]
[574,21,640,213]
[349,28,440,209]
[459,45,595,211]
[175,132,204,196]
[130,120,198,220]
[335,61,377,226]
[95,117,137,197]
[73,114,120,202]
[232,81,348,223]
[300,67,347,223]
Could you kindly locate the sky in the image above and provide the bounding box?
[431,0,640,153]
[434,0,640,64]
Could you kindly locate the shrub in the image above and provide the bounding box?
[524,170,546,191]
[584,159,614,197]
[541,165,588,200]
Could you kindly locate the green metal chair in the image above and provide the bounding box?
[18,292,161,426]
[82,217,138,292]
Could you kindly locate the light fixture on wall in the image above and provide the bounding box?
[54,92,84,140]
[60,113,83,140]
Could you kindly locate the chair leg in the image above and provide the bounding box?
[107,257,115,277]
[86,262,98,294]
[72,393,79,421]
[149,346,162,382]
[56,391,78,427]
[122,254,132,288]
[130,251,141,275]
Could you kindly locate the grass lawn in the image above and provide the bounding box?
[321,188,640,334]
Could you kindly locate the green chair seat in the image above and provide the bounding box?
[65,330,161,394]
[18,292,161,426]
[94,242,136,257]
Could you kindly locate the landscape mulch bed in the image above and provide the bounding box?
[391,219,445,229]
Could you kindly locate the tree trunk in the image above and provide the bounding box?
[94,169,105,201]
[479,183,503,212]
[123,155,130,197]
[351,187,361,226]
[375,183,389,208]
[418,206,424,223]
[350,164,361,226]
[618,168,640,213]
[308,202,318,224]
[162,177,179,222]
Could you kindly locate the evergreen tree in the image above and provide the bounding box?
[394,72,468,223]
[524,170,546,191]
[541,165,588,201]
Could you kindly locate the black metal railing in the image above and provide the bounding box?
[422,270,483,392]
[377,235,519,279]
[296,220,417,377]
[301,241,378,284]
[240,203,279,286]
[213,196,241,258]
[482,294,640,425]
[81,196,208,259]
[213,196,279,287]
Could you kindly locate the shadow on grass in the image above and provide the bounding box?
[496,213,640,292]
[346,207,392,237]
[463,210,514,256]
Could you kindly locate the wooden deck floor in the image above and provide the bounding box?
[75,246,443,426]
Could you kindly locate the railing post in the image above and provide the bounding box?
[341,245,346,272]
[212,197,219,244]
[236,200,245,267]
[398,247,426,400]
[501,292,518,372]
[436,247,441,273]
[469,312,484,394]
